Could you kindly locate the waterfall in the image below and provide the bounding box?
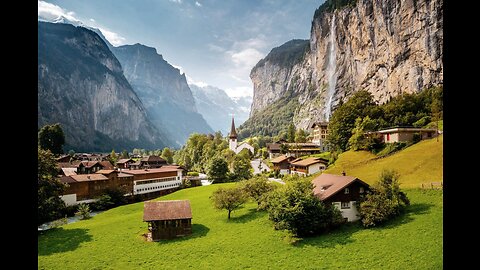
[324,14,337,121]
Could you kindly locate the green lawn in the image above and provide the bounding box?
[38,184,442,269]
[324,135,443,188]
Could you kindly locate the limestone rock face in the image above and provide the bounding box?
[112,44,213,145]
[38,22,170,151]
[248,0,443,131]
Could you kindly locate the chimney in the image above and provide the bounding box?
[342,171,346,176]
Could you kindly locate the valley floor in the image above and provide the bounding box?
[38,184,442,269]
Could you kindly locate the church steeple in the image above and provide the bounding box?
[229,116,238,139]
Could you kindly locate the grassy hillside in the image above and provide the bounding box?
[39,183,442,269]
[324,135,443,188]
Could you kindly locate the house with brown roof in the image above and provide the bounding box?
[290,157,328,176]
[270,155,296,175]
[122,166,184,196]
[129,155,167,169]
[77,161,105,174]
[266,142,282,159]
[96,169,135,195]
[59,173,110,204]
[99,161,114,170]
[312,173,370,222]
[143,200,192,241]
[116,158,134,169]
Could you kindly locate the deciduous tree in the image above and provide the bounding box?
[38,123,65,155]
[210,186,248,219]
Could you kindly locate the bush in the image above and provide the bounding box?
[264,178,343,237]
[187,171,199,177]
[358,169,410,227]
[75,203,91,220]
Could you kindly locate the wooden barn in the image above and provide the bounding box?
[143,200,192,241]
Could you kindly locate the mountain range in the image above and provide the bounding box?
[37,17,242,151]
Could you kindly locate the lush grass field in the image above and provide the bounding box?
[38,184,442,269]
[324,135,443,188]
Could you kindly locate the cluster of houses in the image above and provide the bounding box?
[55,119,439,241]
[57,154,188,206]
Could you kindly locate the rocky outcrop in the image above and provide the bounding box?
[246,0,443,133]
[112,44,213,145]
[38,22,171,152]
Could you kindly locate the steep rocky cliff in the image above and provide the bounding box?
[38,22,171,152]
[241,0,442,136]
[112,44,213,145]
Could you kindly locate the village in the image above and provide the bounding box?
[49,116,439,241]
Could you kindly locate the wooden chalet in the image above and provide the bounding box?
[143,200,192,241]
[270,155,296,175]
[77,161,104,174]
[312,173,370,222]
[129,155,167,169]
[60,173,110,202]
[290,157,328,176]
[116,158,134,169]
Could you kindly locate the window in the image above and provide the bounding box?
[344,188,349,194]
[341,202,350,209]
[386,133,390,141]
[359,187,364,193]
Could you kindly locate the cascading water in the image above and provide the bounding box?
[324,14,337,121]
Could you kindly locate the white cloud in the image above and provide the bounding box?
[230,48,264,69]
[186,75,208,88]
[38,1,126,46]
[38,1,80,23]
[169,0,183,3]
[224,86,253,98]
[195,1,202,7]
[98,27,126,46]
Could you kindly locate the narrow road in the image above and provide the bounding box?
[251,159,271,175]
[268,178,285,185]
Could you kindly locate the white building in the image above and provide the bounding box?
[228,117,254,155]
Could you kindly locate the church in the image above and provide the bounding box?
[228,117,254,155]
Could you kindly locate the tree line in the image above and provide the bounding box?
[327,86,443,152]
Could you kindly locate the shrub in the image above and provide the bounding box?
[75,203,91,220]
[264,178,343,237]
[358,169,410,227]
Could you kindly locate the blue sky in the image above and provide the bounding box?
[38,0,325,98]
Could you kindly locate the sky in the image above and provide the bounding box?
[38,0,325,98]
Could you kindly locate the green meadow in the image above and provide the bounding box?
[38,185,442,269]
[324,135,443,188]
